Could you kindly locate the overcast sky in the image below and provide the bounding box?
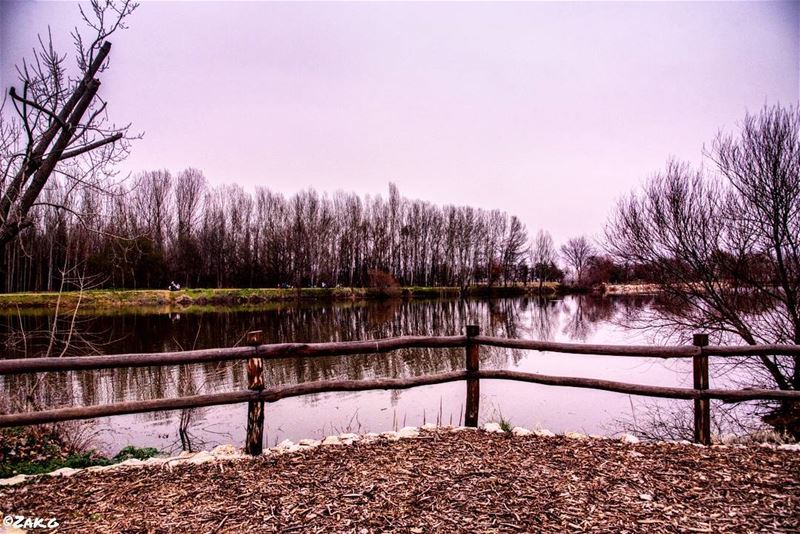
[1,1,798,244]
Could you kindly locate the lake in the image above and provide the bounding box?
[0,295,758,453]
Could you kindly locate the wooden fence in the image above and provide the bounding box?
[1,326,799,454]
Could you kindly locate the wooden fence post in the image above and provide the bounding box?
[465,324,480,427]
[693,333,711,446]
[245,330,265,455]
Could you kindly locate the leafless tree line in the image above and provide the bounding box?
[4,160,655,293]
[6,176,576,291]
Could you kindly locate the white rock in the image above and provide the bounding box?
[144,457,169,465]
[421,423,438,431]
[273,440,301,453]
[639,493,653,501]
[449,426,477,432]
[322,435,342,446]
[620,433,640,444]
[87,465,112,472]
[397,427,420,438]
[511,427,533,436]
[339,432,361,445]
[534,428,556,437]
[628,451,644,458]
[483,422,504,433]
[298,439,321,448]
[50,467,80,477]
[211,444,240,457]
[0,474,29,486]
[565,432,587,440]
[117,458,145,467]
[382,431,401,441]
[778,443,800,451]
[164,457,188,467]
[187,451,215,464]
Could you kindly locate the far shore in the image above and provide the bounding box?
[602,283,662,295]
[0,283,661,310]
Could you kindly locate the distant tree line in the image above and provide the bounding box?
[8,177,585,292]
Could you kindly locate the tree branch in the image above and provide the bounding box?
[8,87,67,131]
[58,132,122,161]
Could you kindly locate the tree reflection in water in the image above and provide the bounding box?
[3,295,713,450]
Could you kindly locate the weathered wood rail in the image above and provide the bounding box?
[1,327,799,452]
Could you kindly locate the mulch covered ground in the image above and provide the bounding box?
[2,430,799,533]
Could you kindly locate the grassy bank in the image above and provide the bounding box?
[0,426,158,478]
[0,284,562,310]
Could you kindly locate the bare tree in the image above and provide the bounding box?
[605,104,799,434]
[561,236,595,285]
[530,229,556,292]
[0,0,138,288]
[500,216,528,286]
[173,168,206,287]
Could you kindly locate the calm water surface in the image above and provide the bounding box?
[0,295,748,453]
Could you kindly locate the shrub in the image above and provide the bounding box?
[367,269,401,297]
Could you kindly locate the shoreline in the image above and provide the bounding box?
[4,423,795,486]
[0,285,544,310]
[0,283,660,311]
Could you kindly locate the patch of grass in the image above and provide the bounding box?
[1,446,160,477]
[0,427,160,477]
[404,287,461,298]
[112,445,160,462]
[2,452,98,477]
[499,417,514,434]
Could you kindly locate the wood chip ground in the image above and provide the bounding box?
[2,430,798,533]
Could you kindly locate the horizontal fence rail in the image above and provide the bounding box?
[0,336,468,375]
[2,370,798,429]
[1,328,798,450]
[2,337,799,376]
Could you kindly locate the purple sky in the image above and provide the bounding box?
[2,1,798,244]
